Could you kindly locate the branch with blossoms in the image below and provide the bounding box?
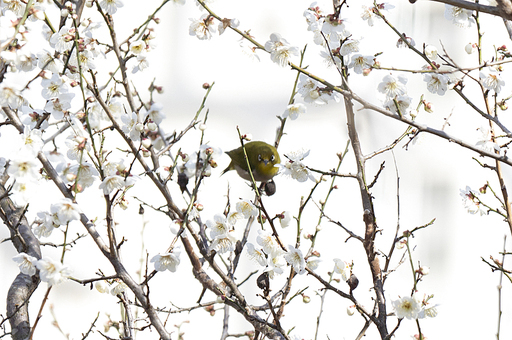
[2,0,512,340]
[188,0,512,338]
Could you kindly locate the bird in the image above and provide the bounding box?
[221,141,281,182]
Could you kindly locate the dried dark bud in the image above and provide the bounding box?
[138,204,145,215]
[264,180,276,196]
[347,273,359,294]
[178,171,189,193]
[256,272,270,297]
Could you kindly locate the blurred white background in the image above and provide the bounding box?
[1,0,512,339]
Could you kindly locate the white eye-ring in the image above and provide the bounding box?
[270,155,275,161]
[258,155,262,161]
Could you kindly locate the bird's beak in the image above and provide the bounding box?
[263,160,269,165]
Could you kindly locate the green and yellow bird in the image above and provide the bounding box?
[222,141,281,182]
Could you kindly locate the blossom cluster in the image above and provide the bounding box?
[13,253,71,287]
[392,293,438,320]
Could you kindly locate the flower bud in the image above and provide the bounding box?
[465,43,476,54]
[120,197,129,210]
[418,266,430,275]
[135,122,144,132]
[147,122,158,131]
[141,138,152,149]
[95,281,109,294]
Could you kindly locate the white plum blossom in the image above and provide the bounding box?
[459,186,485,216]
[479,67,505,93]
[65,133,90,161]
[142,102,165,125]
[423,73,449,95]
[304,4,323,34]
[280,149,315,182]
[392,295,422,320]
[68,162,99,190]
[100,0,124,15]
[266,250,286,278]
[121,112,143,141]
[110,281,127,296]
[132,53,149,73]
[50,26,75,53]
[20,106,48,130]
[50,198,81,225]
[239,37,261,61]
[424,45,438,60]
[151,249,181,272]
[16,48,38,72]
[279,211,292,228]
[282,103,306,120]
[298,73,323,104]
[444,5,475,28]
[17,126,43,156]
[384,94,412,116]
[210,232,237,254]
[236,200,258,218]
[69,49,96,71]
[361,3,394,26]
[189,14,217,40]
[12,253,38,276]
[99,175,126,195]
[130,40,146,55]
[321,14,350,48]
[476,126,501,154]
[265,33,300,67]
[0,84,25,109]
[333,258,350,281]
[257,229,280,255]
[34,211,58,238]
[102,158,127,177]
[246,243,267,266]
[45,93,74,120]
[183,144,223,178]
[297,73,341,105]
[206,214,232,239]
[0,11,18,43]
[306,257,321,271]
[11,181,37,206]
[284,245,306,274]
[348,54,374,74]
[417,293,439,318]
[340,38,360,56]
[7,157,40,181]
[37,50,65,74]
[378,74,408,99]
[218,18,239,35]
[36,257,71,286]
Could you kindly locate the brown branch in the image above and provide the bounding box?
[427,0,512,20]
[1,106,172,340]
[344,91,388,338]
[0,184,41,340]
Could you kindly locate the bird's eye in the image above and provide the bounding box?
[258,155,262,162]
[271,155,275,161]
